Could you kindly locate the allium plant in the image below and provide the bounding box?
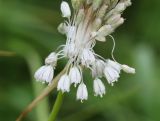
[35,0,135,102]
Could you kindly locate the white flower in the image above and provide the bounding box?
[34,65,54,84]
[107,59,122,73]
[69,66,81,87]
[104,60,121,86]
[34,0,135,101]
[77,83,88,102]
[45,52,57,66]
[122,64,135,74]
[61,1,71,18]
[81,49,95,67]
[93,78,106,97]
[64,43,78,58]
[57,74,71,93]
[92,59,105,78]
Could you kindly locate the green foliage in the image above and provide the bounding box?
[0,0,160,121]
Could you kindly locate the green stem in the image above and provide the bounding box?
[48,92,64,121]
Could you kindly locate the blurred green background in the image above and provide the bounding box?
[0,0,160,121]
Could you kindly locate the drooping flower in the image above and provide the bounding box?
[104,60,121,86]
[76,82,88,102]
[93,78,106,97]
[57,74,71,93]
[34,65,54,84]
[34,0,135,102]
[69,66,81,87]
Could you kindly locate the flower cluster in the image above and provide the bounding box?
[34,0,135,102]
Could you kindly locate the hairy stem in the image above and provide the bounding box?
[48,91,64,121]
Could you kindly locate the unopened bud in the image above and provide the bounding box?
[61,1,71,18]
[95,36,106,42]
[106,14,121,25]
[45,52,57,66]
[98,25,114,37]
[122,65,135,74]
[57,23,67,34]
[111,18,124,29]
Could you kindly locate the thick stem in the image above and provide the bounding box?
[48,91,64,121]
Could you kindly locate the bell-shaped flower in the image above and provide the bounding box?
[104,60,121,86]
[69,66,81,87]
[93,78,106,97]
[57,74,71,93]
[34,65,54,84]
[76,82,88,102]
[81,49,95,67]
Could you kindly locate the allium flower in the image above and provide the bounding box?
[57,74,71,93]
[69,66,81,87]
[34,0,135,102]
[34,65,54,84]
[93,78,106,97]
[77,82,88,102]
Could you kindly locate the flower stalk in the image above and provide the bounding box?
[48,91,64,121]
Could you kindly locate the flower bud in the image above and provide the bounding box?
[61,1,71,18]
[45,52,57,66]
[57,23,67,35]
[106,14,121,25]
[95,36,106,42]
[97,25,114,37]
[111,17,124,29]
[122,64,135,74]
